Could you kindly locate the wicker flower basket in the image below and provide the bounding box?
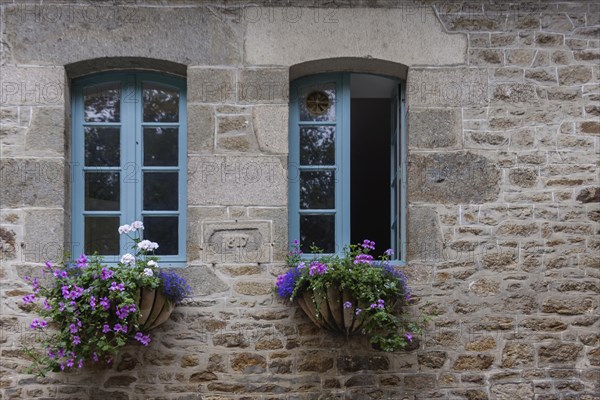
[296,286,370,336]
[137,287,174,330]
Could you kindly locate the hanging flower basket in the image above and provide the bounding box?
[21,220,192,376]
[296,286,369,336]
[137,287,175,330]
[275,240,427,351]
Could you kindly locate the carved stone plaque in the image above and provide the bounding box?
[201,220,271,263]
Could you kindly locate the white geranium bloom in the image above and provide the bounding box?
[147,260,158,268]
[143,268,153,277]
[120,253,135,265]
[131,221,144,230]
[137,240,153,250]
[139,240,159,251]
[118,224,132,234]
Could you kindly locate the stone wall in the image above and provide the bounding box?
[1,1,599,399]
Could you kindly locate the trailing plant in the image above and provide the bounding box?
[275,239,428,351]
[22,221,192,376]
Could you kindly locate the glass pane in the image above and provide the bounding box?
[84,82,120,122]
[299,82,336,122]
[85,127,120,166]
[300,126,335,165]
[143,83,179,122]
[85,216,120,255]
[300,171,334,209]
[300,215,335,253]
[144,172,178,210]
[143,127,178,166]
[85,172,120,211]
[144,216,178,255]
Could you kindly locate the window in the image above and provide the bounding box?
[289,73,406,261]
[72,72,187,265]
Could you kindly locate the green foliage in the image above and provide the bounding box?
[21,221,189,376]
[275,240,429,351]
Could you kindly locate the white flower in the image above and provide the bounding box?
[143,268,154,277]
[131,221,144,230]
[147,260,158,268]
[120,253,135,265]
[118,224,132,234]
[138,240,159,251]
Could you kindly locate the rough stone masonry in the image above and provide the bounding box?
[0,0,598,399]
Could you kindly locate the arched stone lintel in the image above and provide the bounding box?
[289,57,408,82]
[65,57,187,79]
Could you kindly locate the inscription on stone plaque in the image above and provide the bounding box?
[201,221,271,263]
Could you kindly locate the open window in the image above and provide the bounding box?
[289,73,406,261]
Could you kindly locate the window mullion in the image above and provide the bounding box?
[120,75,138,253]
[338,73,351,254]
[399,82,407,262]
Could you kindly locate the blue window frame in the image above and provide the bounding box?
[71,72,187,265]
[289,73,406,261]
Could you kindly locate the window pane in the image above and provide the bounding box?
[85,127,120,166]
[299,82,336,122]
[85,216,120,255]
[144,216,178,255]
[300,215,335,253]
[84,82,120,122]
[143,127,178,166]
[143,83,179,122]
[300,126,335,165]
[300,171,334,209]
[144,172,178,210]
[85,172,120,211]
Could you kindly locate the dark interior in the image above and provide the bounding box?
[350,98,392,256]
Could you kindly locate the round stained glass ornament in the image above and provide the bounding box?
[305,91,330,116]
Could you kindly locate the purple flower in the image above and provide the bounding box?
[102,324,111,334]
[69,324,78,334]
[275,267,301,298]
[309,261,327,276]
[57,348,66,358]
[72,336,81,345]
[32,278,40,293]
[100,267,114,281]
[89,296,96,310]
[23,294,36,304]
[405,332,413,342]
[93,352,99,362]
[113,324,127,333]
[99,297,110,310]
[45,261,53,270]
[343,301,352,309]
[354,254,374,265]
[43,299,52,310]
[76,254,88,268]
[66,358,74,368]
[361,239,376,250]
[30,318,47,330]
[78,359,84,368]
[109,282,125,291]
[116,304,136,319]
[158,270,193,304]
[384,248,394,256]
[297,262,306,269]
[370,299,385,310]
[355,307,362,315]
[134,332,152,346]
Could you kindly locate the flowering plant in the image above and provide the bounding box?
[22,221,192,376]
[275,239,426,352]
